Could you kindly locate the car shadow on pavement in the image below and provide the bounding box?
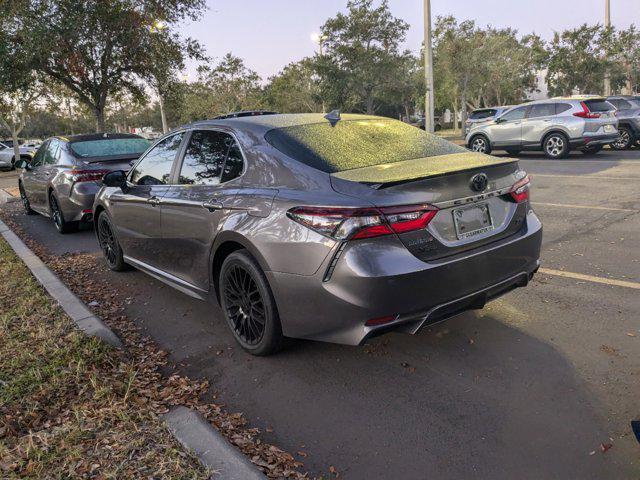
[115,270,626,480]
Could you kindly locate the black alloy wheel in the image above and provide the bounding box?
[97,212,127,271]
[49,192,77,233]
[19,182,34,215]
[220,250,283,355]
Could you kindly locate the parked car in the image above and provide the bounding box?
[0,140,38,170]
[17,133,150,233]
[94,113,542,355]
[466,97,618,159]
[463,106,513,136]
[412,114,444,131]
[606,95,640,150]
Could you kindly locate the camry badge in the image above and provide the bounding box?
[470,173,488,192]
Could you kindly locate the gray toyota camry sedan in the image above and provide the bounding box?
[94,113,542,355]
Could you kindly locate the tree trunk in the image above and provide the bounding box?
[12,130,20,169]
[452,103,459,134]
[95,107,106,133]
[366,95,375,115]
[158,93,168,134]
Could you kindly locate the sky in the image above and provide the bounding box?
[181,0,638,80]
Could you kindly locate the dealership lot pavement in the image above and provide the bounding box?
[1,148,639,479]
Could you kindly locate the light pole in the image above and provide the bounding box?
[311,32,327,113]
[423,0,435,133]
[603,0,611,96]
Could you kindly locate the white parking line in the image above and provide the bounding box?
[539,268,640,290]
[533,202,638,212]
[532,174,640,181]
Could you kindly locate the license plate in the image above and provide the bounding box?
[452,203,494,240]
[604,124,616,133]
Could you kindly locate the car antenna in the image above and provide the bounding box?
[324,109,341,126]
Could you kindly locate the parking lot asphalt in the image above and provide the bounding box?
[1,148,639,479]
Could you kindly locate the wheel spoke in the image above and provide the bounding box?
[223,263,266,346]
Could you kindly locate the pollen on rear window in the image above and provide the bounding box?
[264,119,467,173]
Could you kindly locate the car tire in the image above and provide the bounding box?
[581,145,603,155]
[49,192,78,234]
[18,182,35,215]
[469,135,491,154]
[611,127,633,150]
[505,149,521,156]
[543,132,569,159]
[96,211,128,271]
[219,250,284,356]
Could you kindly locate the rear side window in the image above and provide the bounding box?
[130,133,183,185]
[264,119,465,174]
[584,100,615,112]
[178,130,241,186]
[469,109,497,120]
[528,104,556,118]
[555,103,572,114]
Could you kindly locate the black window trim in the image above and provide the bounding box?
[126,130,187,186]
[172,127,247,187]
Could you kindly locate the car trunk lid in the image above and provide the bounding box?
[330,152,528,261]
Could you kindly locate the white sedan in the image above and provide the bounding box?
[0,141,39,170]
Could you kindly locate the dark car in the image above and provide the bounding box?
[607,96,640,150]
[17,133,150,233]
[94,113,542,355]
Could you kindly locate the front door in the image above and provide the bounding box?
[160,129,245,290]
[491,106,528,148]
[108,132,185,267]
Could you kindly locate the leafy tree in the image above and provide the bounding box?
[546,24,623,96]
[263,59,322,113]
[2,0,205,132]
[602,25,640,94]
[314,0,410,114]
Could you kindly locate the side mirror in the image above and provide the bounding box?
[494,117,505,124]
[102,170,127,190]
[15,159,29,169]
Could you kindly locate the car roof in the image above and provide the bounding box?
[181,113,383,134]
[53,133,144,143]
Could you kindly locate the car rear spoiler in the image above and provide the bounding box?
[329,152,517,188]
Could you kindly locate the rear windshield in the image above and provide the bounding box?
[469,109,497,120]
[69,138,150,158]
[584,100,615,112]
[264,119,466,173]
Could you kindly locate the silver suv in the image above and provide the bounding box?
[466,97,619,159]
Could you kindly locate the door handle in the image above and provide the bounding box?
[147,196,161,206]
[202,201,223,212]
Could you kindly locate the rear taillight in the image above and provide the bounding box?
[573,101,601,119]
[509,175,530,203]
[69,169,109,183]
[287,204,438,241]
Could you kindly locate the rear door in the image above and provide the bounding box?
[108,132,185,267]
[491,106,528,148]
[160,129,245,290]
[521,103,557,145]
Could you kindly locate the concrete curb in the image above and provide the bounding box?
[163,406,265,480]
[0,218,266,479]
[0,218,122,348]
[0,188,18,204]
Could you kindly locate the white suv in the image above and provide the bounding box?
[466,97,619,159]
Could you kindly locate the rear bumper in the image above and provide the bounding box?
[58,182,99,223]
[268,210,542,345]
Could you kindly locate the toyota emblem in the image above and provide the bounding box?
[470,173,488,192]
